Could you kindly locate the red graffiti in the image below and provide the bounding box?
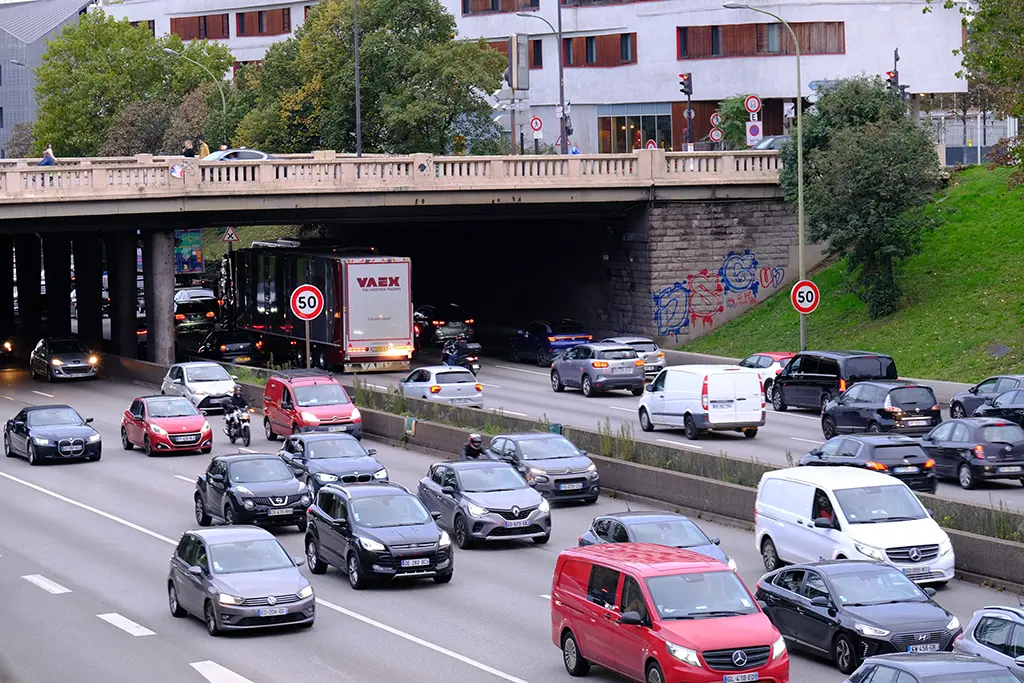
[687,270,723,326]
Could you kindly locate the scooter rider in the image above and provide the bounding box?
[443,334,472,367]
[461,433,484,459]
[225,386,249,431]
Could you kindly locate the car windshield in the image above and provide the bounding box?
[889,387,936,408]
[627,519,713,548]
[828,567,929,606]
[26,407,83,426]
[552,323,586,335]
[49,340,85,354]
[518,435,581,460]
[872,445,927,461]
[846,356,898,381]
[209,539,293,574]
[293,383,351,407]
[147,398,199,418]
[645,570,758,619]
[981,424,1024,444]
[833,485,927,524]
[228,459,294,483]
[598,348,638,360]
[458,465,528,492]
[184,289,216,299]
[436,371,476,384]
[185,365,231,382]
[350,494,431,528]
[306,437,367,459]
[924,674,1020,683]
[628,341,659,353]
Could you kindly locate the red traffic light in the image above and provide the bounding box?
[678,73,690,80]
[885,71,896,79]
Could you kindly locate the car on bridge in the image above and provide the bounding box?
[4,404,101,465]
[509,319,591,367]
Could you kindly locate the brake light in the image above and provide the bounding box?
[467,356,478,362]
[474,383,482,391]
[761,381,766,408]
[217,299,223,306]
[865,461,888,471]
[655,351,665,358]
[635,360,645,366]
[701,376,709,410]
[930,404,940,411]
[974,444,985,459]
[205,311,215,318]
[882,395,899,413]
[219,345,227,352]
[414,324,421,334]
[585,335,592,340]
[547,336,556,342]
[136,329,146,335]
[429,385,442,394]
[174,313,185,320]
[592,361,609,368]
[431,320,445,325]
[924,458,935,469]
[255,340,262,350]
[839,378,847,392]
[464,319,474,324]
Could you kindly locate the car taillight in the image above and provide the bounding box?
[255,340,262,350]
[467,356,478,362]
[592,361,609,368]
[924,459,935,469]
[547,336,556,342]
[635,360,645,367]
[585,335,592,340]
[217,299,223,306]
[930,404,940,411]
[432,320,445,325]
[866,461,888,471]
[882,395,899,413]
[219,345,227,352]
[475,384,482,391]
[429,385,442,394]
[174,313,185,320]
[136,329,146,335]
[761,381,766,408]
[974,444,985,459]
[701,376,709,410]
[206,311,215,318]
[464,319,474,324]
[839,378,847,392]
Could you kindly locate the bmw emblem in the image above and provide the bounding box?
[909,548,922,562]
[267,595,277,605]
[732,651,748,667]
[512,506,521,518]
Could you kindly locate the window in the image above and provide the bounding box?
[773,569,805,593]
[596,102,671,153]
[257,11,266,33]
[996,377,1021,392]
[811,488,834,521]
[429,465,444,486]
[679,21,845,59]
[1,107,5,130]
[593,519,612,540]
[836,439,862,458]
[976,378,1000,393]
[609,522,629,543]
[711,26,722,56]
[305,5,312,19]
[236,12,246,35]
[491,0,500,10]
[585,36,596,64]
[283,8,291,32]
[130,20,156,36]
[620,33,632,62]
[766,23,780,53]
[531,38,543,68]
[440,467,457,489]
[975,617,1015,655]
[929,422,954,441]
[619,576,648,621]
[677,26,687,58]
[587,565,620,607]
[199,15,207,38]
[563,38,574,65]
[802,572,829,601]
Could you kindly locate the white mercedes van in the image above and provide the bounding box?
[754,466,955,585]
[637,365,765,439]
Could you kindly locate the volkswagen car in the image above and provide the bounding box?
[193,454,311,531]
[4,404,101,464]
[277,433,387,493]
[29,337,99,381]
[121,395,213,456]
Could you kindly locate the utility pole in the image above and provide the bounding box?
[510,89,517,155]
[354,0,363,157]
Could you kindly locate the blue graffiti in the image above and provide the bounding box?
[718,249,759,297]
[652,282,691,336]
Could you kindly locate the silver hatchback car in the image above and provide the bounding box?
[954,605,1024,677]
[601,336,667,377]
[398,366,483,408]
[550,342,646,397]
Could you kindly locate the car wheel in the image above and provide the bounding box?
[959,463,977,490]
[631,386,644,397]
[551,371,564,393]
[264,418,277,441]
[433,571,454,584]
[820,394,831,413]
[295,515,307,532]
[684,414,699,440]
[88,453,100,462]
[763,380,773,402]
[204,601,221,637]
[27,443,39,466]
[561,631,591,677]
[121,428,133,451]
[639,408,654,432]
[534,534,550,545]
[347,552,367,590]
[46,367,55,383]
[867,423,882,433]
[536,352,548,368]
[743,428,758,439]
[4,433,13,458]
[581,376,594,398]
[832,633,858,674]
[454,514,473,549]
[822,416,837,439]
[509,345,520,363]
[646,662,666,683]
[584,496,599,504]
[144,436,154,457]
[168,582,186,618]
[951,403,966,419]
[772,385,788,411]
[223,503,236,526]
[194,495,211,527]
[306,536,328,574]
[761,536,781,572]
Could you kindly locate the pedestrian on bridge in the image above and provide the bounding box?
[198,138,210,158]
[182,140,196,158]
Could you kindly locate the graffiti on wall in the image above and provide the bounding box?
[652,249,786,337]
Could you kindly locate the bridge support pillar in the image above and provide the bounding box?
[142,230,174,366]
[43,234,72,338]
[0,234,14,343]
[14,234,41,345]
[73,236,104,350]
[106,234,138,358]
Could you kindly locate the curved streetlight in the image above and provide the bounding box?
[723,1,806,350]
[10,59,36,74]
[516,11,567,154]
[163,47,228,126]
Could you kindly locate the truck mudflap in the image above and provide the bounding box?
[344,361,411,372]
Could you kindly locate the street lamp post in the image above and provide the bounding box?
[163,48,228,143]
[516,8,567,154]
[354,0,362,157]
[9,59,36,74]
[723,2,807,351]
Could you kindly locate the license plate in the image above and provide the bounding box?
[902,566,931,576]
[401,558,430,568]
[894,466,919,474]
[328,426,348,432]
[908,643,939,653]
[724,674,758,683]
[452,398,471,404]
[999,466,1022,473]
[258,607,288,617]
[612,367,633,374]
[504,519,531,529]
[711,400,733,408]
[267,508,292,517]
[235,356,250,363]
[904,419,929,426]
[559,482,584,491]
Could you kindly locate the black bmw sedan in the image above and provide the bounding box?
[4,404,101,465]
[755,560,961,675]
[194,454,311,531]
[277,433,387,494]
[799,435,937,492]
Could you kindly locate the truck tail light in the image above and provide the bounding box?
[865,461,888,471]
[592,361,609,368]
[429,385,442,394]
[701,376,709,410]
[974,444,985,459]
[839,378,847,392]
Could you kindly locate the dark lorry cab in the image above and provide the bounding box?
[772,351,898,413]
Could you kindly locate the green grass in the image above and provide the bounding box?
[200,226,299,263]
[686,167,1024,382]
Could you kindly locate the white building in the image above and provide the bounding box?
[101,0,966,154]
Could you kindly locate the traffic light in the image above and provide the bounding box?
[679,73,692,96]
[885,70,899,91]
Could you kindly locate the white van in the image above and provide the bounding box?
[754,467,955,585]
[637,365,765,439]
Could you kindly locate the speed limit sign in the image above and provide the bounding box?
[290,284,324,321]
[790,280,820,315]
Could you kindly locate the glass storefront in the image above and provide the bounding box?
[597,103,673,153]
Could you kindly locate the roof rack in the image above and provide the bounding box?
[269,368,335,380]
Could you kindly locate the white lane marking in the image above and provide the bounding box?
[22,574,71,594]
[0,472,177,545]
[0,394,13,401]
[607,406,635,413]
[190,661,256,683]
[174,475,194,483]
[772,411,819,422]
[479,382,502,388]
[316,598,532,683]
[31,390,55,398]
[657,438,703,450]
[490,408,528,417]
[540,594,551,600]
[792,437,823,445]
[97,613,155,637]
[239,447,257,453]
[494,364,548,377]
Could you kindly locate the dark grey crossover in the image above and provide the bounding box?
[194,454,311,530]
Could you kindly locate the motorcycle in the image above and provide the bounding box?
[225,408,253,447]
[441,340,482,376]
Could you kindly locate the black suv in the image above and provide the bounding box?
[772,351,898,412]
[821,381,940,437]
[799,434,937,492]
[304,482,453,589]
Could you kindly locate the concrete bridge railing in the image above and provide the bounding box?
[0,149,781,203]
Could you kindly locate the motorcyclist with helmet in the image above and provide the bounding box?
[441,333,473,367]
[224,386,249,434]
[461,433,484,459]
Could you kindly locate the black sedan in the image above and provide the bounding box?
[577,511,737,570]
[918,418,1024,489]
[844,652,1020,683]
[949,375,1024,419]
[822,381,941,437]
[4,404,101,465]
[196,330,264,365]
[277,433,386,493]
[756,560,961,675]
[800,435,937,493]
[194,454,311,531]
[973,388,1024,426]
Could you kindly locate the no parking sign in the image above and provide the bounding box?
[745,121,763,147]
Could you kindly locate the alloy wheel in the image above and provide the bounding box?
[563,635,578,670]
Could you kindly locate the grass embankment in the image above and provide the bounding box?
[685,167,1024,382]
[200,226,299,263]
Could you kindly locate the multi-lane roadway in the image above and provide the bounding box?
[0,368,1017,683]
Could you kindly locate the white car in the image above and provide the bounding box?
[736,352,795,401]
[160,362,238,413]
[754,466,955,585]
[398,366,483,408]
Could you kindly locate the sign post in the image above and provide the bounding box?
[290,284,325,368]
[744,95,763,148]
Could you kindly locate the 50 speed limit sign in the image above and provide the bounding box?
[290,284,325,321]
[790,280,820,315]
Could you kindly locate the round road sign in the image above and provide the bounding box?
[790,280,820,315]
[710,112,723,127]
[291,284,325,321]
[530,116,543,132]
[645,139,657,150]
[744,94,762,114]
[709,128,724,143]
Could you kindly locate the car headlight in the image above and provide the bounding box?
[947,616,960,631]
[586,463,596,472]
[855,542,886,561]
[771,635,786,660]
[150,424,167,435]
[315,473,338,483]
[373,468,387,480]
[202,421,211,432]
[854,623,891,638]
[88,356,98,365]
[3,341,11,351]
[300,411,319,423]
[939,539,954,557]
[727,557,737,571]
[467,503,489,518]
[529,467,546,476]
[192,393,206,402]
[32,437,50,446]
[236,485,253,495]
[50,358,63,366]
[218,593,244,606]
[87,433,101,443]
[439,531,451,547]
[351,407,361,421]
[242,499,255,510]
[539,499,550,513]
[359,537,386,552]
[298,585,314,599]
[300,494,311,505]
[666,642,701,667]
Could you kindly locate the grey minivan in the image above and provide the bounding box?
[550,342,645,397]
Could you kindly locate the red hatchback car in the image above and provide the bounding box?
[551,544,788,683]
[121,395,213,456]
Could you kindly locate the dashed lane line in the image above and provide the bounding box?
[791,437,824,445]
[173,475,194,483]
[656,438,703,450]
[190,661,256,683]
[31,390,54,398]
[490,408,528,418]
[493,365,548,377]
[97,613,155,637]
[606,406,636,413]
[22,574,71,594]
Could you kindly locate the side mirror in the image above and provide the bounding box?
[12,420,24,429]
[645,384,654,392]
[710,537,721,545]
[173,378,182,384]
[921,434,932,441]
[756,599,768,611]
[231,375,239,380]
[211,473,225,482]
[810,596,829,608]
[618,611,643,626]
[187,565,203,576]
[810,449,822,457]
[293,556,305,566]
[813,517,834,529]
[85,417,94,424]
[441,486,455,495]
[516,329,524,336]
[968,386,978,394]
[430,510,442,520]
[332,517,348,529]
[367,449,377,456]
[924,587,937,597]
[1014,656,1024,668]
[580,450,588,456]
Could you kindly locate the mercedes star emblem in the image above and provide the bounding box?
[908,548,922,562]
[512,506,521,517]
[731,651,748,667]
[267,595,277,605]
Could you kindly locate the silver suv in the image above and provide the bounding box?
[954,605,1024,679]
[600,336,667,377]
[550,342,645,397]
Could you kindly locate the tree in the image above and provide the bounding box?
[5,123,33,158]
[33,9,233,157]
[162,83,213,153]
[780,77,941,318]
[717,95,749,148]
[943,0,1024,117]
[98,100,173,156]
